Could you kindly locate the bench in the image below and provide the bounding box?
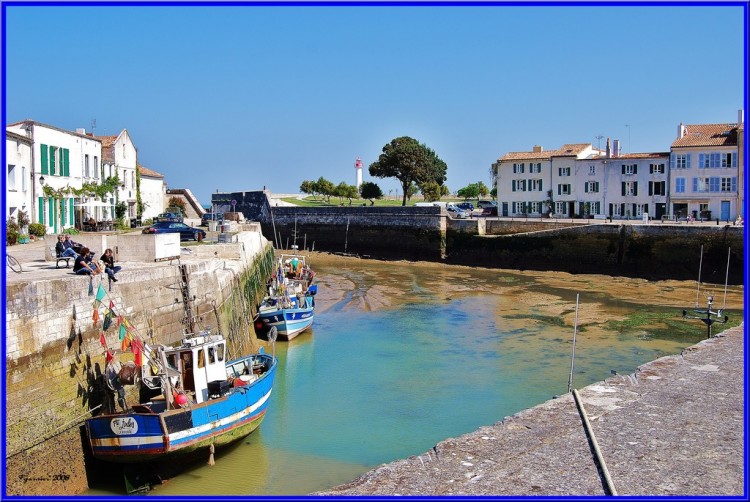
[50,247,72,268]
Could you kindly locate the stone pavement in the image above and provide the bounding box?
[315,325,745,496]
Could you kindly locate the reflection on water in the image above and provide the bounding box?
[97,256,743,496]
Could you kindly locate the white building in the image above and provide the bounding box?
[6,120,106,233]
[99,129,138,221]
[138,165,166,221]
[669,111,744,221]
[5,130,33,224]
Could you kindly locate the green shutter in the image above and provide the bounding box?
[61,198,66,228]
[69,199,75,225]
[633,182,638,196]
[48,198,56,233]
[38,197,45,224]
[40,144,49,175]
[50,147,56,176]
[63,149,70,176]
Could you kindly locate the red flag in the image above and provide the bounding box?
[134,346,143,367]
[105,350,114,363]
[99,332,106,347]
[109,300,115,309]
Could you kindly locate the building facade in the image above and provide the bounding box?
[493,111,744,221]
[5,130,33,224]
[99,129,138,221]
[669,112,744,221]
[138,165,166,221]
[6,120,105,233]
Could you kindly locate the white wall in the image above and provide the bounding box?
[5,133,33,225]
[140,175,165,220]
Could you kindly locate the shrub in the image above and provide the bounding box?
[63,228,80,235]
[28,223,47,237]
[17,210,30,228]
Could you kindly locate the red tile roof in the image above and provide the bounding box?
[138,165,164,178]
[671,123,738,148]
[498,143,591,162]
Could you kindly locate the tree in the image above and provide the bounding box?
[359,181,383,205]
[457,183,480,200]
[300,180,315,199]
[405,182,419,202]
[167,196,187,215]
[421,181,442,202]
[369,136,447,206]
[314,177,336,204]
[477,181,490,198]
[335,182,359,205]
[440,185,450,197]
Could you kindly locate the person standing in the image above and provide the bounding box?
[102,248,121,282]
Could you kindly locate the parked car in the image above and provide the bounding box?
[201,212,224,226]
[482,205,499,216]
[446,204,469,219]
[456,202,474,212]
[477,200,497,209]
[154,211,183,223]
[142,222,206,241]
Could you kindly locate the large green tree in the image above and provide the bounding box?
[359,181,383,205]
[368,136,447,206]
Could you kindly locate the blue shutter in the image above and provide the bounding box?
[732,177,737,191]
[687,154,691,168]
[621,182,626,196]
[692,178,698,192]
[670,153,675,169]
[633,182,638,196]
[698,154,704,168]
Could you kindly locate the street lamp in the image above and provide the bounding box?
[39,175,46,187]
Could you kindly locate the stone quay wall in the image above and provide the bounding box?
[4,230,275,496]
[216,191,743,285]
[445,223,744,285]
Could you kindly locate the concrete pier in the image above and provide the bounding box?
[316,325,745,496]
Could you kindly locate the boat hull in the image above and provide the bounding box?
[256,306,314,340]
[85,354,276,463]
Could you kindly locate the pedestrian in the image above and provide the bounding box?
[102,248,121,282]
[74,247,101,276]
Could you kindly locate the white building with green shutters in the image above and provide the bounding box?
[7,120,103,233]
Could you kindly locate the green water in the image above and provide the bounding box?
[98,258,743,496]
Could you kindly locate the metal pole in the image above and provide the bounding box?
[695,245,703,308]
[722,247,731,310]
[567,293,580,394]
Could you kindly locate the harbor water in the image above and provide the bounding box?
[93,254,744,496]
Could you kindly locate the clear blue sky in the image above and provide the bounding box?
[4,3,746,206]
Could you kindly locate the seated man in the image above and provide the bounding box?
[55,235,78,259]
[73,247,101,275]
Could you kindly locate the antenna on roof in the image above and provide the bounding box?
[91,118,96,135]
[595,135,604,152]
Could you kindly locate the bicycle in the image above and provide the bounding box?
[7,254,22,273]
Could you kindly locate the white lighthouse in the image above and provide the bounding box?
[355,157,363,189]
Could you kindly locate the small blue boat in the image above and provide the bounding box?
[85,330,277,465]
[255,254,317,341]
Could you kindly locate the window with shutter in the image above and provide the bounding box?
[38,197,45,224]
[622,182,626,196]
[50,147,56,176]
[633,182,637,196]
[69,199,75,225]
[41,144,49,175]
[649,182,653,196]
[63,148,70,176]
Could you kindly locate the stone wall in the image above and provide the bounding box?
[445,224,744,284]
[4,231,275,495]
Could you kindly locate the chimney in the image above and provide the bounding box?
[76,128,86,135]
[606,138,611,159]
[613,139,621,158]
[678,122,686,139]
[532,145,543,153]
[739,109,745,126]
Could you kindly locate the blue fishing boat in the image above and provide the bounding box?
[85,330,277,465]
[254,253,317,341]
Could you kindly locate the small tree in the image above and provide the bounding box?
[335,182,359,205]
[457,183,480,200]
[300,180,316,199]
[167,196,187,215]
[314,177,336,204]
[421,181,442,202]
[359,181,383,205]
